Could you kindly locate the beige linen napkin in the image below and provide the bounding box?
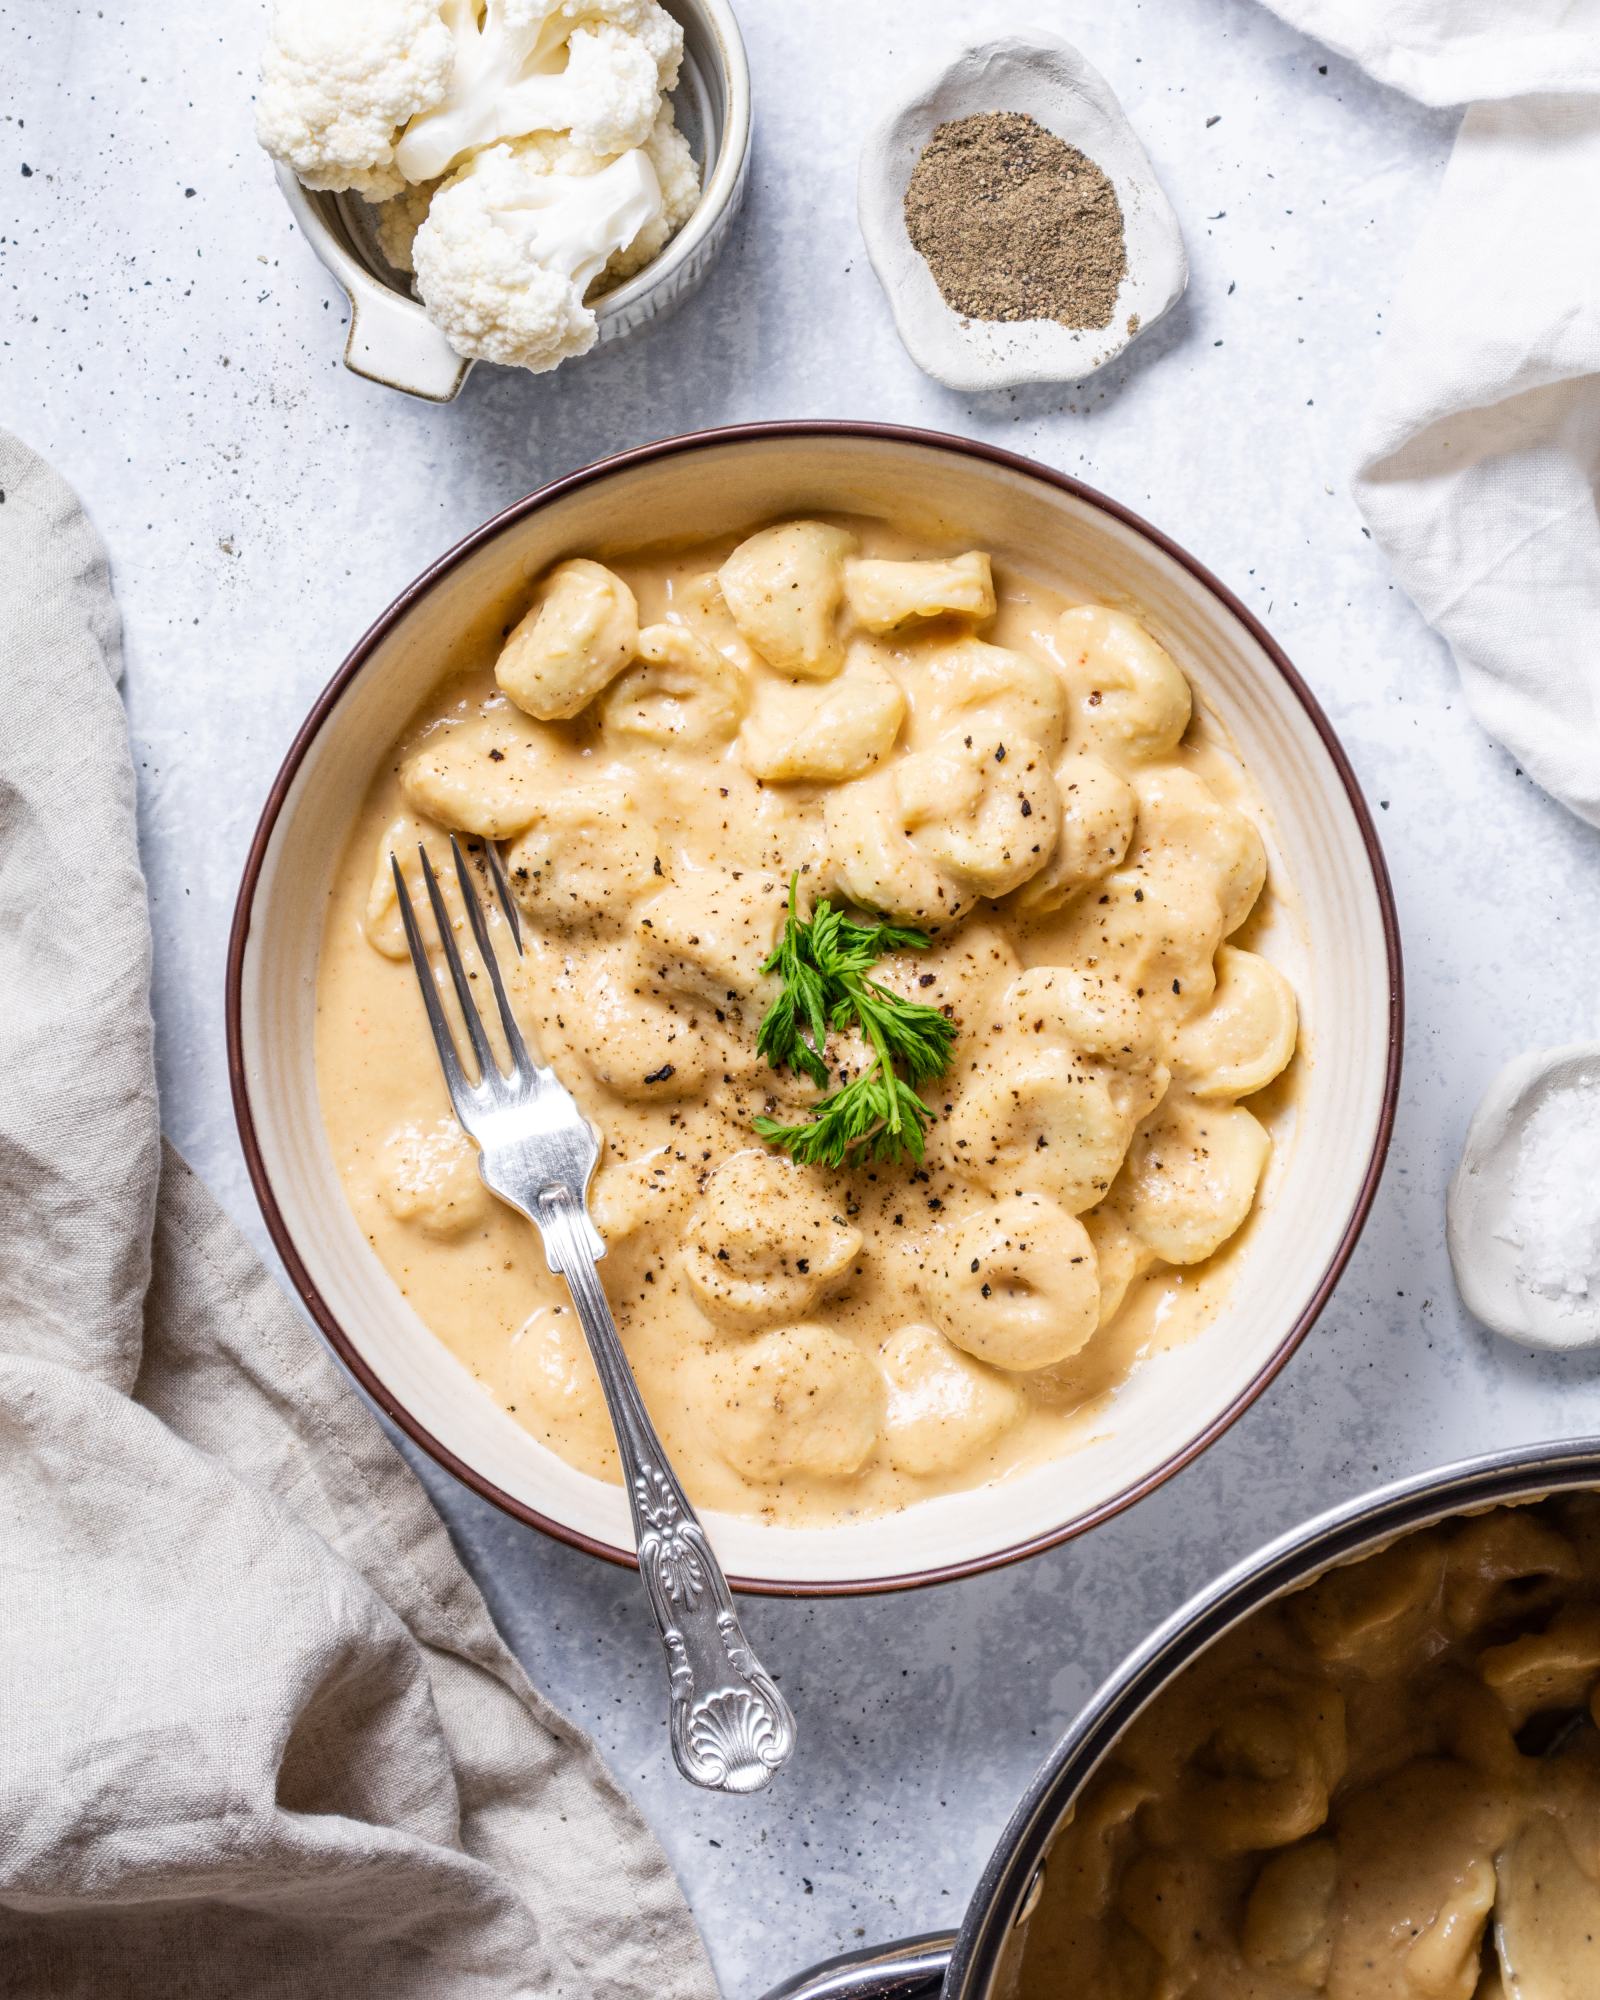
[0,431,717,2000]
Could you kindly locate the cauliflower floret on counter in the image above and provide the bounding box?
[256,0,457,198]
[411,140,664,371]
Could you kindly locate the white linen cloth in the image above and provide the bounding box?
[1255,0,1600,830]
[0,429,717,2000]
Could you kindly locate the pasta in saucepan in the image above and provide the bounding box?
[1020,1495,1600,1999]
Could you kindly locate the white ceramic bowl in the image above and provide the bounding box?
[227,424,1402,1595]
[275,0,752,402]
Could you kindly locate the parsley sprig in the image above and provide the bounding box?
[751,876,958,1169]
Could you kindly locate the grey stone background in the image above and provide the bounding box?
[7,2,1600,1992]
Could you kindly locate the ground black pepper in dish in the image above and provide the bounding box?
[903,111,1128,330]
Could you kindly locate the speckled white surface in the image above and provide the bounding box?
[8,3,1600,1994]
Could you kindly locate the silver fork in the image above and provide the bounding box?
[391,835,797,1795]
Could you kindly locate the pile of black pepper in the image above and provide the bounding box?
[903,111,1128,331]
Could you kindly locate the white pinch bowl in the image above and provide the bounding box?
[227,423,1401,1597]
[858,31,1188,393]
[1448,1043,1600,1352]
[275,0,751,402]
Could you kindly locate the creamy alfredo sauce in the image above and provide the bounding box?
[1019,1496,1600,2000]
[315,518,1300,1526]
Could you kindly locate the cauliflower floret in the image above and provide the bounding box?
[395,0,683,182]
[369,130,588,276]
[605,107,700,281]
[368,176,439,273]
[563,22,662,143]
[256,0,456,197]
[259,0,684,194]
[261,0,702,376]
[370,109,698,284]
[411,139,663,371]
[556,0,683,90]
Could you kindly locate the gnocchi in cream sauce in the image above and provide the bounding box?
[316,518,1300,1524]
[1020,1495,1600,1999]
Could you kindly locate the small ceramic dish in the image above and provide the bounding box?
[276,0,751,402]
[227,422,1401,1596]
[858,30,1186,393]
[1448,1043,1600,1351]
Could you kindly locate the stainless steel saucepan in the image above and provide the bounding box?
[763,1438,1600,2000]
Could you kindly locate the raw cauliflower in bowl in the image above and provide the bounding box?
[257,0,701,373]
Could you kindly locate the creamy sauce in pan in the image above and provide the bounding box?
[1020,1496,1600,1999]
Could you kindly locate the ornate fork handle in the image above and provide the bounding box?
[390,836,794,1793]
[534,1185,797,1795]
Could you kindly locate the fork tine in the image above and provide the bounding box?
[391,852,471,1110]
[450,836,533,1072]
[480,838,523,955]
[417,845,499,1084]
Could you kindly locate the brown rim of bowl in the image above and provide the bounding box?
[225,420,1405,1599]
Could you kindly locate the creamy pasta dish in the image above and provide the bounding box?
[316,517,1300,1524]
[1020,1495,1600,1998]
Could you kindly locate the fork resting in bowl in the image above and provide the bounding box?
[391,834,796,1796]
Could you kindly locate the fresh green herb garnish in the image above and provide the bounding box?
[751,876,958,1169]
